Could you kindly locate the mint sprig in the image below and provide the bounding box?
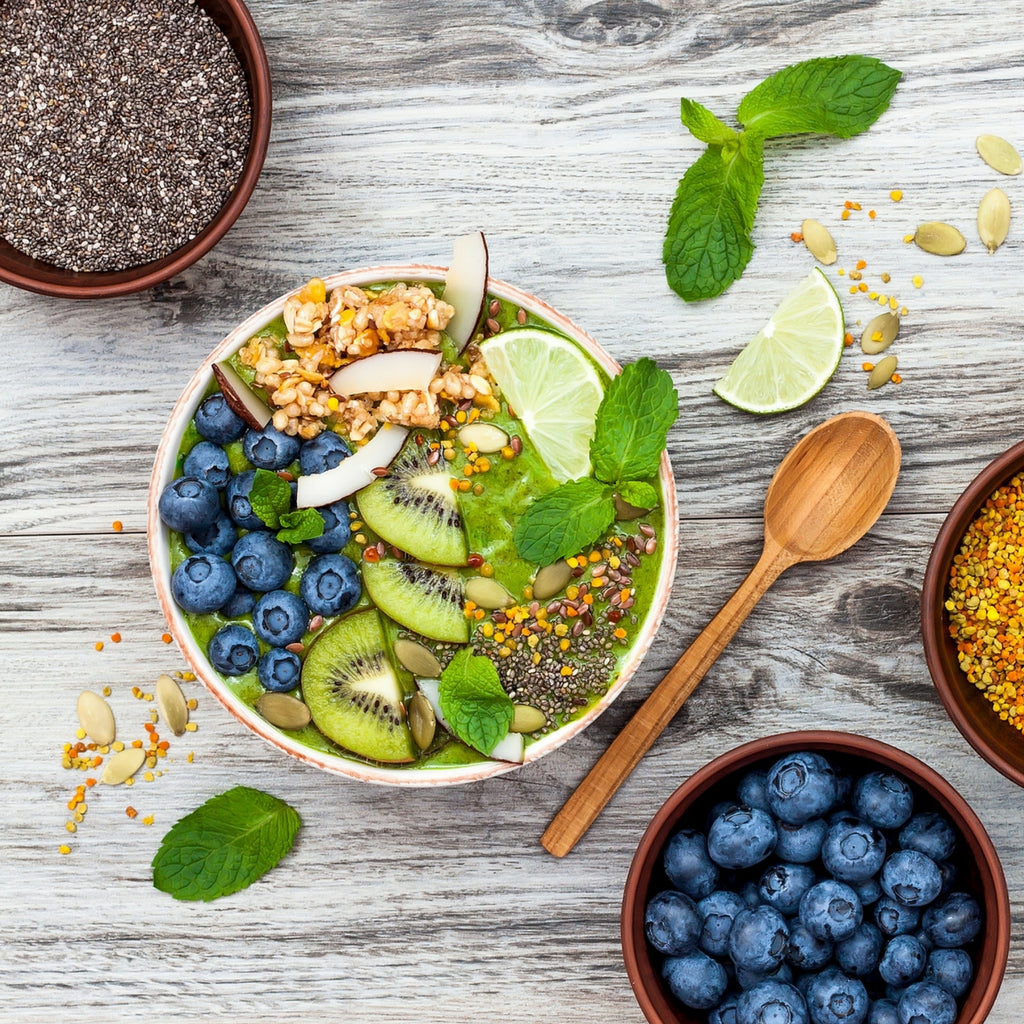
[438,648,513,756]
[249,468,324,544]
[152,786,301,902]
[664,55,901,302]
[514,359,677,565]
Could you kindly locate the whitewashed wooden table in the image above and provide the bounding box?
[2,1,1023,1021]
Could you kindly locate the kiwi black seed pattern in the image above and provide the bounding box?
[330,650,404,731]
[361,558,469,644]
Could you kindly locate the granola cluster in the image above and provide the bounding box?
[238,278,496,441]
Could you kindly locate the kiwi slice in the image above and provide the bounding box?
[301,610,416,763]
[362,558,469,644]
[356,434,468,566]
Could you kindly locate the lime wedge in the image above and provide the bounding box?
[713,268,845,414]
[479,328,604,482]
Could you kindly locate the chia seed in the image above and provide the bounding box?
[0,0,252,272]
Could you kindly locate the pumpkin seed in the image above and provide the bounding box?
[510,704,546,734]
[532,560,572,601]
[465,575,515,609]
[456,421,510,453]
[255,692,311,731]
[801,218,837,265]
[976,134,1022,176]
[155,673,188,736]
[978,187,1011,254]
[392,638,442,678]
[101,747,146,785]
[76,690,116,746]
[867,354,898,390]
[914,222,966,256]
[860,312,900,356]
[408,691,436,749]
[614,492,651,520]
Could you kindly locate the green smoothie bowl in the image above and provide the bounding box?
[148,239,678,785]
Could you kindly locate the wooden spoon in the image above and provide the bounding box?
[541,410,901,857]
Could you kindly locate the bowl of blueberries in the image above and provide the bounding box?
[620,732,1008,1024]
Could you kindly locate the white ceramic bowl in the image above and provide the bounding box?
[148,264,678,784]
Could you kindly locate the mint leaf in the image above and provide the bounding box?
[152,786,301,902]
[590,359,678,484]
[438,649,513,756]
[249,469,292,530]
[617,480,659,511]
[738,56,901,139]
[276,508,325,545]
[514,477,615,564]
[663,133,764,302]
[680,98,738,146]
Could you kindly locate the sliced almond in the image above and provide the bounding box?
[456,421,510,453]
[532,560,573,601]
[978,187,1011,254]
[77,691,116,746]
[860,312,900,356]
[510,704,547,734]
[255,692,311,731]
[392,638,442,678]
[914,222,966,256]
[101,747,147,785]
[867,355,898,391]
[155,674,189,736]
[465,576,515,609]
[801,218,837,265]
[976,134,1022,176]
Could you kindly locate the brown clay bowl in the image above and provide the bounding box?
[0,0,271,300]
[922,439,1024,788]
[621,731,1009,1024]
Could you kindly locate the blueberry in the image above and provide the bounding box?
[252,589,309,647]
[866,999,899,1024]
[822,819,887,883]
[806,967,868,1024]
[232,531,294,591]
[661,950,729,1010]
[759,862,817,916]
[171,553,237,614]
[898,813,956,863]
[220,582,255,619]
[835,922,884,978]
[158,476,221,534]
[644,890,702,956]
[208,624,259,675]
[709,994,740,1024]
[299,554,361,617]
[786,922,834,971]
[920,891,982,948]
[799,879,863,943]
[852,772,914,830]
[736,980,809,1024]
[896,982,956,1024]
[738,879,764,908]
[913,928,935,954]
[775,818,828,864]
[879,935,927,987]
[225,470,267,530]
[307,499,352,554]
[880,851,942,908]
[194,393,246,444]
[737,769,771,811]
[243,424,301,469]
[697,889,746,957]
[923,948,973,998]
[852,877,883,908]
[707,806,778,869]
[183,440,232,490]
[874,896,921,938]
[767,752,838,825]
[257,648,303,693]
[935,860,958,898]
[184,511,238,556]
[728,905,789,974]
[299,431,352,475]
[736,962,793,991]
[663,829,719,900]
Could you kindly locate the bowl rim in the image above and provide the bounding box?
[0,0,272,300]
[921,437,1024,789]
[148,263,679,786]
[620,730,1010,1024]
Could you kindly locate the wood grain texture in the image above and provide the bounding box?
[3,0,1024,1020]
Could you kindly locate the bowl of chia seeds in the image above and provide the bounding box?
[0,0,271,299]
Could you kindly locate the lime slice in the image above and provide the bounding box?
[480,328,604,482]
[713,268,845,414]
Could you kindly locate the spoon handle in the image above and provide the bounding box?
[540,541,794,858]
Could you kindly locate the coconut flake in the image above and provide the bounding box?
[329,350,441,396]
[295,424,410,508]
[442,231,489,352]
